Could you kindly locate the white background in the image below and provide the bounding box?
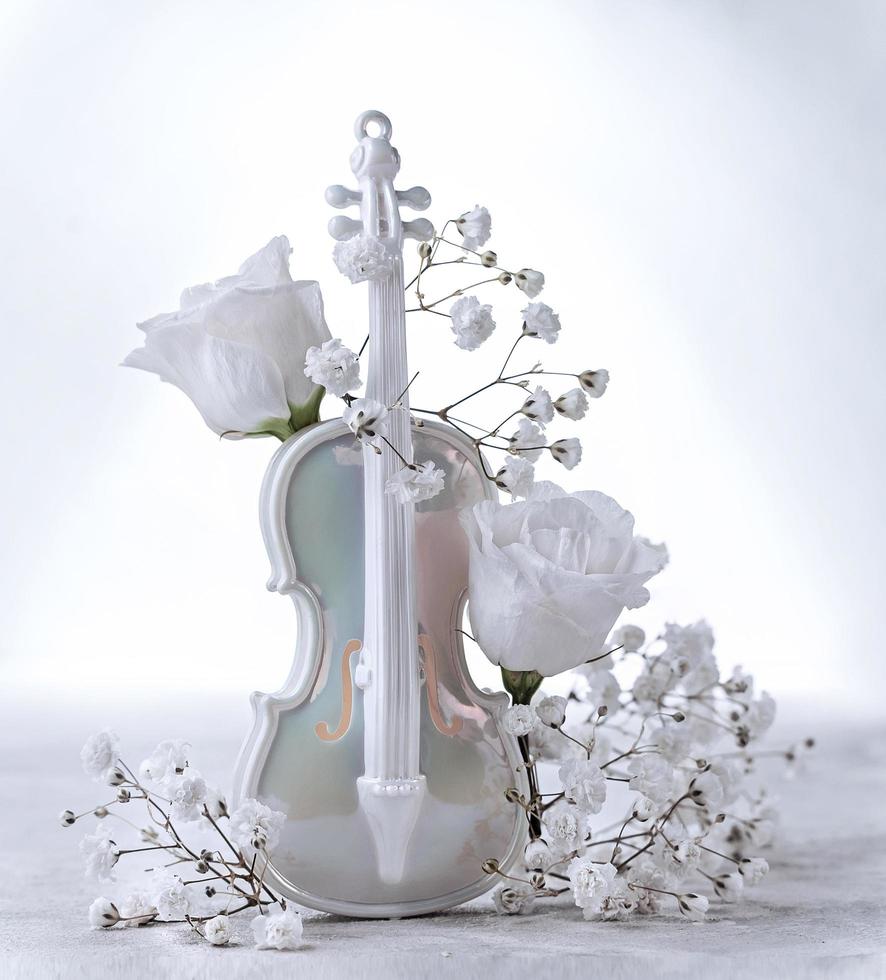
[2,0,884,715]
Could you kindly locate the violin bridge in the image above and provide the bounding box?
[314,640,362,742]
[418,634,463,737]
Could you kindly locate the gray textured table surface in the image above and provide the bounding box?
[1,696,884,980]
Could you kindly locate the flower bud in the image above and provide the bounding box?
[107,768,126,786]
[497,272,512,285]
[480,250,497,267]
[205,885,216,898]
[116,788,131,803]
[195,860,209,874]
[418,241,432,259]
[94,806,109,819]
[482,858,500,875]
[60,809,76,827]
[530,872,546,890]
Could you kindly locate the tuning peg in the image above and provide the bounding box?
[396,186,431,211]
[402,218,435,242]
[328,215,363,241]
[326,185,363,209]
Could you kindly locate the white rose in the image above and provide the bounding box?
[124,236,329,438]
[456,205,492,250]
[449,295,496,350]
[304,338,362,397]
[460,482,668,675]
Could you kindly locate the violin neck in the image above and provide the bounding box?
[361,254,421,780]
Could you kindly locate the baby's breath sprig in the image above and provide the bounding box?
[473,620,813,920]
[64,734,304,951]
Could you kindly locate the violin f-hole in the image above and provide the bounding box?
[418,634,463,737]
[315,640,362,742]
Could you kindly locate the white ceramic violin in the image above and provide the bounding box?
[234,110,528,918]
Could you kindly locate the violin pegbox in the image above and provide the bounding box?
[325,109,434,245]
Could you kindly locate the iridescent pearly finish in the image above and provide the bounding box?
[233,420,528,916]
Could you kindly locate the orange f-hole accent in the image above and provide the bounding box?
[315,640,362,742]
[418,634,463,737]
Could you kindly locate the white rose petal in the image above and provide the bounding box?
[125,236,329,437]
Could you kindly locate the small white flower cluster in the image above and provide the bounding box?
[333,233,393,284]
[486,621,811,924]
[67,734,303,952]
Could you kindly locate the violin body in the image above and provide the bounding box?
[234,110,527,917]
[234,419,526,917]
